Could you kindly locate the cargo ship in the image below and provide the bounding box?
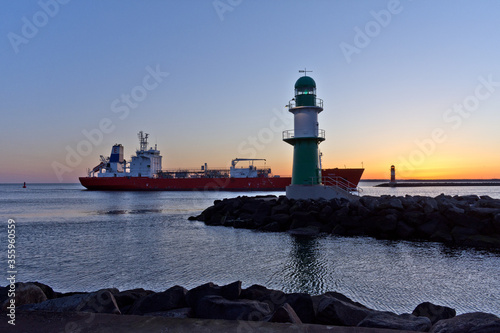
[79,132,363,191]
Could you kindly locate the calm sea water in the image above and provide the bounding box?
[1,182,499,316]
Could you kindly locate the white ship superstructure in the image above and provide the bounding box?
[88,131,162,178]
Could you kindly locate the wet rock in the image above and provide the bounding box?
[290,211,317,229]
[493,214,500,233]
[114,288,154,314]
[422,197,439,214]
[358,311,432,332]
[17,293,87,312]
[240,284,292,316]
[312,291,368,312]
[271,203,289,215]
[405,211,426,227]
[185,282,222,308]
[284,293,315,324]
[412,302,456,325]
[241,200,262,214]
[477,199,500,209]
[469,207,500,220]
[319,205,334,221]
[429,312,500,333]
[359,196,378,210]
[240,285,286,310]
[77,290,121,314]
[32,281,58,299]
[451,226,480,242]
[396,221,415,238]
[195,295,271,321]
[206,211,226,226]
[376,213,398,234]
[1,282,47,310]
[384,198,404,210]
[221,281,241,300]
[18,290,121,314]
[447,205,466,214]
[458,195,480,204]
[315,293,374,326]
[252,201,273,227]
[268,303,302,324]
[418,221,438,237]
[267,213,291,230]
[130,285,187,315]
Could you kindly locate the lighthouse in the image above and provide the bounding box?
[283,71,353,200]
[390,165,396,186]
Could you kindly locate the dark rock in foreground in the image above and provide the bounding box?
[412,302,456,325]
[358,312,432,332]
[429,312,500,333]
[3,281,499,332]
[190,194,500,249]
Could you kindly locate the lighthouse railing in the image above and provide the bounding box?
[287,98,323,109]
[309,176,362,195]
[282,129,325,140]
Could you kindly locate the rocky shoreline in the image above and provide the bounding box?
[2,281,499,332]
[189,194,500,249]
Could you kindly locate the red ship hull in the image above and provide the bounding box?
[322,168,365,189]
[79,169,364,191]
[79,176,291,191]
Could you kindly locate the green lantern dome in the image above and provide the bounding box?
[294,76,316,89]
[294,76,317,106]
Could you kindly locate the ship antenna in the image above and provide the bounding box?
[299,68,312,76]
[138,131,149,151]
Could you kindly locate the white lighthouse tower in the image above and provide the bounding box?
[284,70,354,200]
[390,165,396,186]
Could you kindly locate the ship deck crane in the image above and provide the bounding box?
[231,158,266,168]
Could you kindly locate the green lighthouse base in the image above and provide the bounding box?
[286,184,356,201]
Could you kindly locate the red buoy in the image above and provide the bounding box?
[23,182,26,188]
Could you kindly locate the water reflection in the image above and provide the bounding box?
[286,235,325,294]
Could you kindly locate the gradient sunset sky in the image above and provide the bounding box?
[1,0,500,183]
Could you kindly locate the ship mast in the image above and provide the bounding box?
[138,131,149,151]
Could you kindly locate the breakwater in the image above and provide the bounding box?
[3,281,499,332]
[190,194,500,249]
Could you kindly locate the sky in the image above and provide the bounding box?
[1,0,500,182]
